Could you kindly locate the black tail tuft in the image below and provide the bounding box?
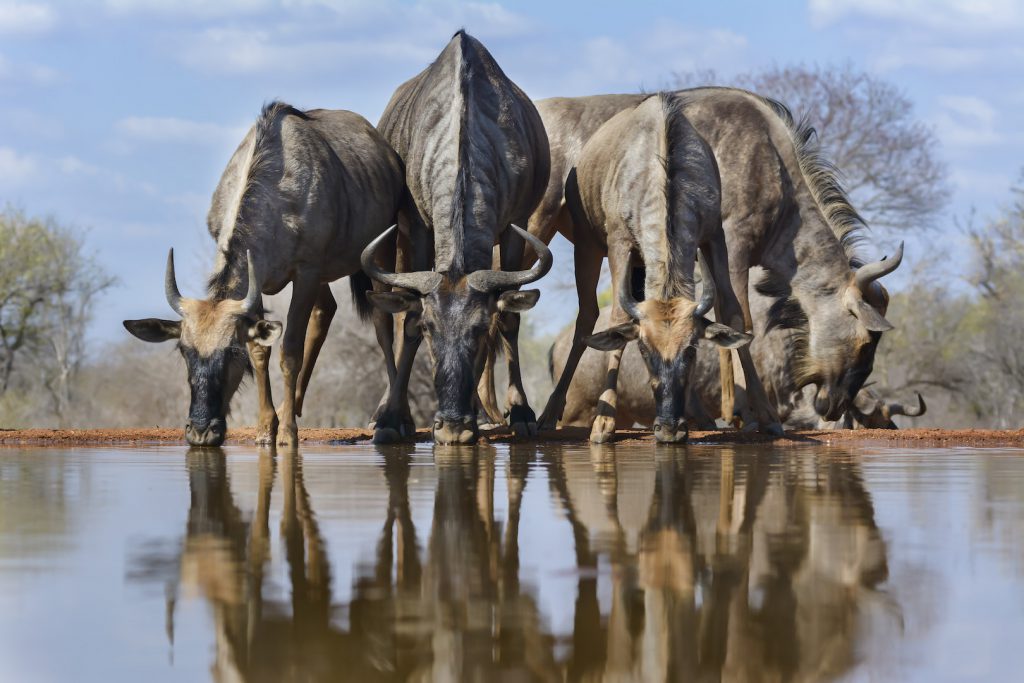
[349,270,375,322]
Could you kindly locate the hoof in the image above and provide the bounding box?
[277,424,299,448]
[763,421,785,436]
[507,405,538,438]
[511,421,538,438]
[590,416,616,444]
[373,427,404,444]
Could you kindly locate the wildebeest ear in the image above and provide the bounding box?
[248,319,282,346]
[498,288,540,312]
[584,323,639,351]
[368,290,422,314]
[123,318,181,343]
[703,322,752,349]
[850,299,894,332]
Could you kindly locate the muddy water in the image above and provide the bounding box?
[1,444,1023,682]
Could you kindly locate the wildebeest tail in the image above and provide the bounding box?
[349,270,375,322]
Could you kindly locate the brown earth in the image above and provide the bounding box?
[1,426,1023,448]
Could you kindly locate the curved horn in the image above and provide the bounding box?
[360,224,442,295]
[693,252,716,318]
[466,224,553,293]
[240,250,260,313]
[855,241,904,294]
[890,392,927,417]
[165,249,184,316]
[617,253,643,321]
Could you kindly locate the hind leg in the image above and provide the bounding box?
[294,284,336,418]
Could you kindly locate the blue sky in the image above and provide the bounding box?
[1,0,1022,341]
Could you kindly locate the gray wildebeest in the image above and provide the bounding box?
[362,30,551,445]
[552,301,926,431]
[484,87,904,432]
[552,92,752,443]
[123,102,403,447]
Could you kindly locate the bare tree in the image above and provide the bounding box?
[0,207,115,425]
[672,63,950,235]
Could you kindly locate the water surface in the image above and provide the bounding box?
[1,443,1023,682]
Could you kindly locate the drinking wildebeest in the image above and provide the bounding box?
[123,102,403,447]
[552,289,926,431]
[788,385,927,430]
[362,30,551,445]
[481,88,903,431]
[552,92,752,443]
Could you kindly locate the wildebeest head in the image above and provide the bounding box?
[584,255,751,443]
[802,242,904,421]
[362,224,552,445]
[122,250,282,447]
[848,388,926,429]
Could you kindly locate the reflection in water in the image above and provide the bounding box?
[138,445,900,681]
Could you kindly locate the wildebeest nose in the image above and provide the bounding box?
[432,415,478,445]
[653,419,688,444]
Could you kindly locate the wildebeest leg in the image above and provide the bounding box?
[706,239,782,434]
[373,226,424,444]
[537,236,603,430]
[497,222,538,437]
[368,300,398,429]
[475,349,504,429]
[479,198,572,429]
[276,274,320,447]
[250,340,277,444]
[294,284,336,419]
[589,247,630,444]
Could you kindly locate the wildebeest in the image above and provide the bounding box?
[788,385,927,429]
[483,88,903,430]
[552,293,927,431]
[552,92,752,443]
[361,30,552,445]
[123,102,403,447]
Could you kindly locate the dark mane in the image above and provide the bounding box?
[659,90,705,297]
[757,95,867,265]
[446,29,472,277]
[208,100,311,296]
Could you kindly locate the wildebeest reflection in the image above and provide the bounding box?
[128,445,897,681]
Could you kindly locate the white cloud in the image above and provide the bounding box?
[0,52,59,85]
[58,155,101,176]
[103,0,271,18]
[115,116,248,146]
[809,0,1024,33]
[171,1,534,75]
[563,23,747,93]
[0,2,55,34]
[0,146,38,185]
[932,95,1002,147]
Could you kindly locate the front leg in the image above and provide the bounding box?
[249,340,277,445]
[590,346,624,443]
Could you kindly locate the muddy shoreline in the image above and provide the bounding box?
[2,426,1023,448]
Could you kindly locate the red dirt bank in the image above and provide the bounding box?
[1,426,1023,448]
